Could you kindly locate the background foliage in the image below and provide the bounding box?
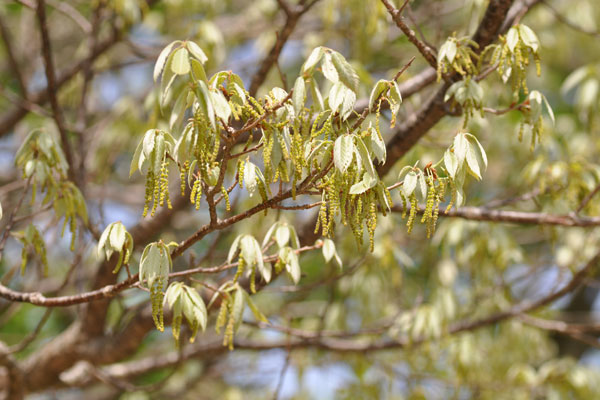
[1,0,600,399]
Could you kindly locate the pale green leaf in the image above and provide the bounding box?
[292,77,305,114]
[506,27,519,52]
[109,222,126,250]
[186,41,208,64]
[333,135,355,173]
[444,150,459,178]
[465,133,487,170]
[285,249,301,284]
[328,81,346,114]
[369,80,388,111]
[171,47,191,75]
[275,225,290,248]
[330,51,359,92]
[453,133,468,162]
[227,235,242,264]
[154,41,179,82]
[244,290,268,323]
[322,239,336,262]
[518,24,539,52]
[302,47,324,73]
[402,171,418,197]
[322,52,339,83]
[210,90,232,122]
[465,144,481,180]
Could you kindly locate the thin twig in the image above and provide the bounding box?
[390,204,600,227]
[576,183,600,214]
[36,0,76,182]
[248,0,321,95]
[380,0,438,70]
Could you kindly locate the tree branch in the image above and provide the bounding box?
[248,0,321,96]
[36,0,76,181]
[390,204,600,227]
[59,250,599,387]
[380,0,438,70]
[379,0,517,177]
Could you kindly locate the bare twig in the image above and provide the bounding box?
[248,0,321,95]
[380,0,438,70]
[576,183,600,214]
[36,0,76,181]
[390,204,600,227]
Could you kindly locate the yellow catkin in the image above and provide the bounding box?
[151,281,165,331]
[215,297,229,334]
[224,301,236,350]
[143,172,154,217]
[407,195,417,234]
[250,265,257,294]
[69,217,76,251]
[237,160,245,188]
[221,186,231,211]
[233,256,245,283]
[368,198,377,252]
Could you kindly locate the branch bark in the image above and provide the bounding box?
[390,204,600,227]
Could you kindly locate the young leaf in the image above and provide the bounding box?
[444,150,459,178]
[243,290,268,323]
[282,247,301,284]
[171,47,191,75]
[292,77,306,114]
[453,133,469,163]
[506,27,519,52]
[227,235,243,264]
[518,24,539,52]
[369,80,388,111]
[402,171,418,197]
[328,81,346,114]
[275,225,290,248]
[210,90,232,122]
[322,52,339,83]
[322,238,336,262]
[302,47,324,73]
[465,133,488,170]
[186,41,208,64]
[370,126,386,164]
[154,41,179,82]
[465,144,482,180]
[330,50,359,92]
[333,135,355,173]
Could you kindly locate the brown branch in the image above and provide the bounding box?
[576,183,600,214]
[390,204,600,227]
[248,0,321,96]
[61,253,599,387]
[16,0,92,33]
[378,0,517,177]
[0,9,123,137]
[36,0,76,182]
[0,169,328,307]
[380,0,438,70]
